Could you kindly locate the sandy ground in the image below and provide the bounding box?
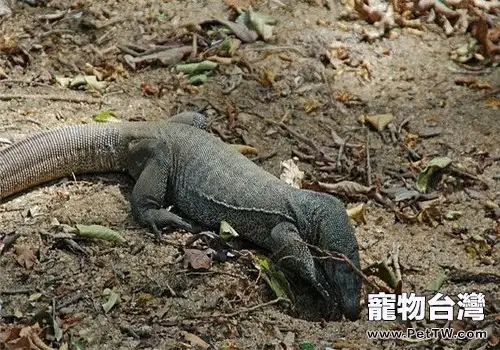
[0,1,499,349]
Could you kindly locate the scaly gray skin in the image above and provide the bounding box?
[0,112,361,320]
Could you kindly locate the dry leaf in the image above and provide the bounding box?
[183,249,212,270]
[15,246,37,269]
[363,113,394,131]
[486,97,500,109]
[4,323,55,350]
[303,99,320,113]
[279,159,304,189]
[346,203,367,225]
[471,17,500,62]
[140,83,158,96]
[182,331,210,349]
[305,180,375,197]
[260,68,275,87]
[215,18,258,43]
[231,144,259,156]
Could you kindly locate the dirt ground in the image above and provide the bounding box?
[0,0,499,349]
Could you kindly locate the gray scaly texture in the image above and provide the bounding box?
[0,112,361,320]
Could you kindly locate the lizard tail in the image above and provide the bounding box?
[0,123,126,200]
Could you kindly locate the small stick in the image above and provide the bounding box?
[331,129,362,148]
[303,241,392,293]
[0,94,100,104]
[194,297,288,319]
[0,79,53,88]
[448,166,489,187]
[0,288,35,295]
[190,33,197,60]
[56,292,85,311]
[240,45,305,56]
[365,128,372,186]
[256,113,336,163]
[337,140,345,171]
[117,44,140,56]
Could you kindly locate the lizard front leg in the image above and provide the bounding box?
[269,222,333,301]
[127,139,194,235]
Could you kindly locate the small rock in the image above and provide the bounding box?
[417,126,443,138]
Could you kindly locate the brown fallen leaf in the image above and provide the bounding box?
[260,68,275,87]
[15,246,37,269]
[471,17,500,63]
[346,203,367,225]
[182,331,210,349]
[486,97,500,109]
[124,46,192,70]
[182,249,212,270]
[455,77,492,90]
[231,144,259,156]
[304,180,375,197]
[140,83,158,96]
[4,323,55,350]
[303,99,321,113]
[362,113,394,131]
[214,18,258,43]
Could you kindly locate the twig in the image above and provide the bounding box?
[330,129,362,148]
[337,140,345,171]
[292,148,315,161]
[117,44,140,56]
[392,244,402,283]
[0,94,100,104]
[40,29,74,38]
[398,116,411,135]
[303,241,392,293]
[56,292,85,311]
[194,297,288,319]
[240,45,305,56]
[250,111,336,163]
[190,33,197,60]
[0,79,53,88]
[0,288,35,295]
[365,128,372,186]
[448,166,489,187]
[251,150,277,163]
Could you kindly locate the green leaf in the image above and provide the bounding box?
[71,340,86,350]
[362,260,399,289]
[247,9,275,41]
[55,76,72,87]
[102,288,120,314]
[93,110,121,123]
[157,12,166,23]
[252,255,293,302]
[53,316,63,341]
[75,224,126,244]
[416,157,452,193]
[187,73,208,85]
[427,270,448,291]
[52,299,64,341]
[219,220,239,241]
[69,75,107,92]
[29,292,43,301]
[299,343,316,350]
[174,60,218,75]
[219,38,241,57]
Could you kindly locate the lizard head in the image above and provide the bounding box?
[314,195,362,321]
